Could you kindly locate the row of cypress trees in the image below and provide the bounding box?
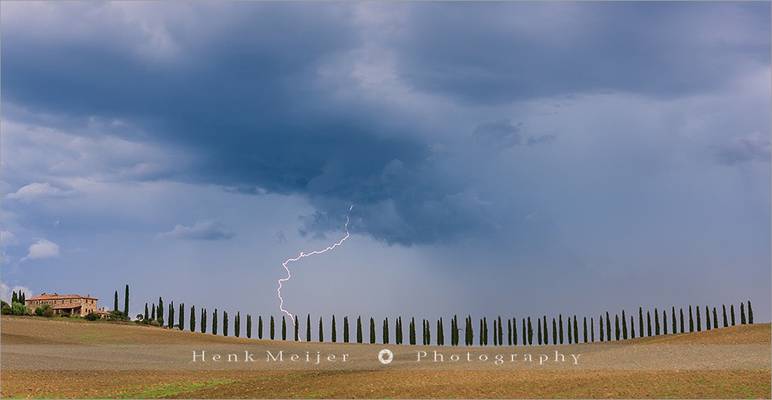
[140,299,755,345]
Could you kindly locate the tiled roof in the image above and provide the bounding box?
[27,293,97,301]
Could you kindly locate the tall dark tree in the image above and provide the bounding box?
[740,302,747,324]
[567,316,572,344]
[179,303,184,331]
[621,310,628,339]
[319,317,324,342]
[543,317,548,345]
[223,311,228,336]
[559,315,564,344]
[306,314,311,342]
[527,317,533,346]
[383,318,389,344]
[712,307,718,329]
[438,318,444,345]
[152,304,157,321]
[282,316,287,340]
[201,308,206,333]
[688,306,694,332]
[638,307,644,338]
[663,309,668,335]
[498,316,504,345]
[395,317,402,344]
[113,290,119,312]
[696,305,702,331]
[599,315,604,342]
[646,311,652,336]
[212,309,218,335]
[590,317,595,342]
[168,302,174,329]
[11,291,17,304]
[144,303,149,322]
[190,305,195,332]
[270,316,275,340]
[630,315,635,339]
[246,314,252,338]
[605,311,611,340]
[722,305,728,327]
[654,308,660,336]
[671,306,677,334]
[409,317,416,345]
[507,319,512,346]
[552,318,557,344]
[235,312,240,337]
[157,297,164,325]
[614,314,620,341]
[680,308,685,333]
[123,284,129,317]
[705,306,711,330]
[344,316,350,343]
[331,315,337,343]
[294,316,299,341]
[258,316,263,339]
[730,304,736,326]
[357,316,363,343]
[425,319,431,345]
[521,318,527,346]
[748,300,754,324]
[583,317,588,343]
[370,318,376,344]
[573,316,579,344]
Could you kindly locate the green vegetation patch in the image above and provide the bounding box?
[116,379,235,399]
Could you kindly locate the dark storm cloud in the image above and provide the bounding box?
[1,2,768,245]
[392,2,770,104]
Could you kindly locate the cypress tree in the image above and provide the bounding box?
[282,316,287,340]
[144,303,149,322]
[654,308,660,336]
[306,314,311,342]
[480,319,485,346]
[583,317,588,343]
[331,315,337,343]
[638,307,644,338]
[344,316,350,343]
[543,317,548,345]
[630,315,635,338]
[521,318,527,346]
[507,319,512,346]
[20,292,25,303]
[605,311,611,340]
[383,318,389,344]
[722,305,728,327]
[559,315,564,344]
[370,318,376,344]
[438,318,444,345]
[426,319,431,345]
[113,290,119,312]
[671,306,676,334]
[168,302,174,329]
[622,310,628,339]
[680,308,684,333]
[646,311,651,336]
[567,316,572,344]
[730,304,736,326]
[614,314,620,340]
[573,316,578,344]
[663,309,668,335]
[552,318,557,344]
[258,316,263,339]
[590,317,595,342]
[213,309,218,335]
[270,316,275,340]
[696,305,702,331]
[295,316,299,341]
[235,312,240,337]
[357,316,363,343]
[223,311,228,336]
[178,303,184,331]
[157,297,164,325]
[498,316,504,345]
[247,314,252,338]
[151,304,156,321]
[712,307,718,329]
[124,284,129,317]
[201,308,206,333]
[469,316,475,346]
[11,291,17,304]
[740,302,746,324]
[395,317,402,344]
[410,317,416,345]
[748,301,753,324]
[705,306,711,330]
[688,306,694,332]
[190,305,195,332]
[536,320,541,345]
[599,315,604,342]
[319,317,324,342]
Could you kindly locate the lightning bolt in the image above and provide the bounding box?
[277,205,354,323]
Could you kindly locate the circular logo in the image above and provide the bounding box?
[377,348,394,365]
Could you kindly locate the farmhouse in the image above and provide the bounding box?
[25,293,108,317]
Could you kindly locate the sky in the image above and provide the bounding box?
[1,2,769,324]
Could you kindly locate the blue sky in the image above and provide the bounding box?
[1,2,769,322]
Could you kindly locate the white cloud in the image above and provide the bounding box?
[158,220,235,241]
[21,239,60,262]
[0,281,31,303]
[5,182,73,202]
